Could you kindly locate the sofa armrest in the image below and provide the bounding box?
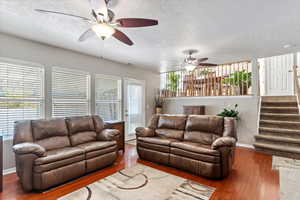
[211,137,236,150]
[98,129,120,141]
[135,127,155,137]
[13,143,46,157]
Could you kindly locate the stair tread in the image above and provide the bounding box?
[254,142,300,154]
[259,127,300,133]
[261,106,298,109]
[260,119,300,124]
[260,113,300,116]
[255,134,300,143]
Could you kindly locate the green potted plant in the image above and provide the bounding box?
[217,104,240,120]
[167,72,180,96]
[222,70,251,95]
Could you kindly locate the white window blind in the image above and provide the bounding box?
[95,74,122,121]
[0,60,44,137]
[52,67,90,118]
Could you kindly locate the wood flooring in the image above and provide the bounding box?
[0,145,279,200]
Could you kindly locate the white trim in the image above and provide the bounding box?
[0,57,44,69]
[164,95,255,101]
[237,143,254,149]
[3,167,16,175]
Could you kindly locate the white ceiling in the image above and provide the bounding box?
[1,0,300,72]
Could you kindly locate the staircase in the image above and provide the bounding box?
[254,96,300,159]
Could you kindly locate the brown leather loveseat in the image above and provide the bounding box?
[12,115,119,191]
[136,114,237,179]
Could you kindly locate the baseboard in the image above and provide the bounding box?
[3,167,16,175]
[237,143,254,149]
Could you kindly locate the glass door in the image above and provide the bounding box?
[124,78,145,140]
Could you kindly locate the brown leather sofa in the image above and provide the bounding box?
[136,114,237,179]
[12,115,120,191]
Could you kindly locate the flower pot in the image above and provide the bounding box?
[156,107,162,114]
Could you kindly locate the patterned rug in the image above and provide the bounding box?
[58,164,215,200]
[272,156,300,200]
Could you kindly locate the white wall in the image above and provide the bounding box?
[0,33,160,171]
[163,96,259,146]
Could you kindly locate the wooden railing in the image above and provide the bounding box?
[160,61,252,97]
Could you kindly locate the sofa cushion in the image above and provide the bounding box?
[185,115,224,136]
[35,147,84,165]
[35,136,71,151]
[34,154,85,173]
[138,140,170,153]
[157,115,187,130]
[171,146,220,163]
[155,129,184,140]
[137,136,179,146]
[86,145,117,159]
[184,131,220,145]
[31,118,68,141]
[69,131,97,146]
[76,141,116,153]
[66,116,95,134]
[170,141,220,156]
[92,115,105,133]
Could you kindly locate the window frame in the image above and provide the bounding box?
[95,74,122,121]
[51,66,91,118]
[0,57,45,138]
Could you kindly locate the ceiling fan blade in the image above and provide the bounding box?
[116,18,158,27]
[113,29,134,46]
[35,9,91,21]
[78,28,95,42]
[89,0,108,21]
[198,63,218,66]
[197,57,208,63]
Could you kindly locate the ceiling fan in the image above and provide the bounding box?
[182,49,217,71]
[35,0,158,46]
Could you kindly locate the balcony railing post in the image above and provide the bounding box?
[251,58,259,97]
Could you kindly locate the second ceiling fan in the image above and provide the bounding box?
[35,0,158,46]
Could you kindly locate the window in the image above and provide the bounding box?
[0,59,44,137]
[95,74,122,121]
[52,67,90,118]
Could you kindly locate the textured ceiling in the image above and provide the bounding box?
[1,0,300,72]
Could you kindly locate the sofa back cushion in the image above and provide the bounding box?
[31,118,70,151]
[157,115,187,130]
[155,129,184,140]
[66,116,97,146]
[184,131,220,145]
[185,115,224,135]
[92,115,105,132]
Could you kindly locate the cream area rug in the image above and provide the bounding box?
[272,156,300,200]
[58,164,215,200]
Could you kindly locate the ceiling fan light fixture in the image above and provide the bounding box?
[92,23,115,40]
[185,64,196,72]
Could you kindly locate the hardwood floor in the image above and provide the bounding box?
[0,145,279,200]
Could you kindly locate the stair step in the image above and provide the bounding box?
[260,119,300,129]
[254,143,300,160]
[259,127,300,139]
[261,106,298,114]
[255,135,300,147]
[261,101,298,107]
[260,113,300,121]
[261,96,297,102]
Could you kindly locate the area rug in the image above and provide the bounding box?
[272,156,300,170]
[125,139,136,146]
[272,156,300,200]
[58,164,215,200]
